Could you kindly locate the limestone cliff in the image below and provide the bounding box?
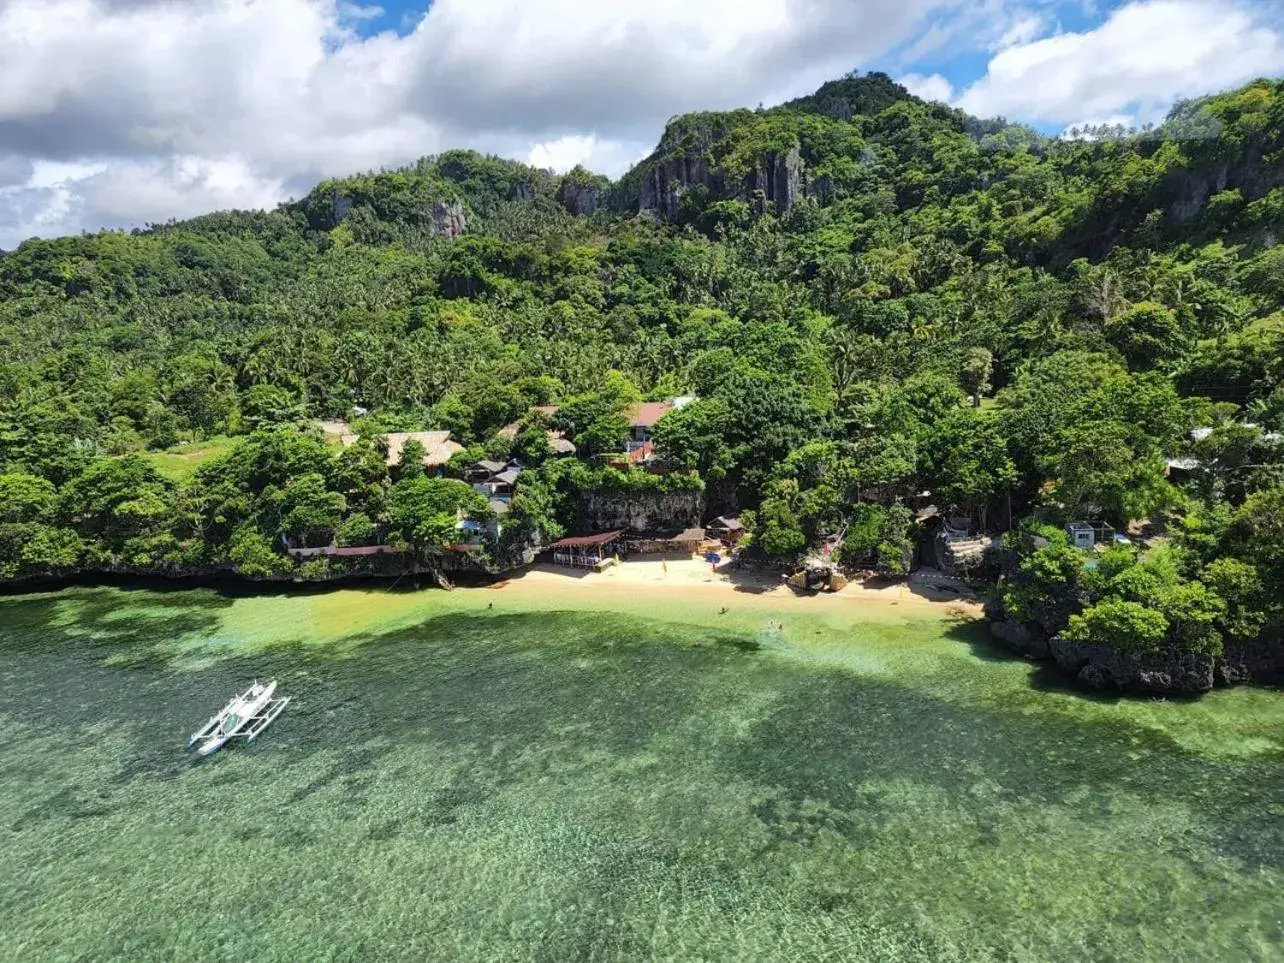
[637,140,806,219]
[558,182,602,217]
[330,190,355,226]
[1163,142,1284,223]
[310,186,467,237]
[580,489,703,534]
[429,200,468,237]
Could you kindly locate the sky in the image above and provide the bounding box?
[0,0,1282,248]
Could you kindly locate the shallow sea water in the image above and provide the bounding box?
[1,585,1282,962]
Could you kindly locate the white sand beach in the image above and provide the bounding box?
[487,556,982,618]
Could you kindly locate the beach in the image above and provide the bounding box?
[488,556,982,618]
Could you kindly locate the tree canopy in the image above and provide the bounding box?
[0,74,1282,662]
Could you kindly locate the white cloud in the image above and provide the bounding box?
[993,12,1047,50]
[957,0,1284,124]
[2,0,1280,248]
[0,0,961,246]
[900,72,954,104]
[527,134,650,175]
[896,23,956,63]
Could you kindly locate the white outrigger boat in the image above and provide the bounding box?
[188,680,290,756]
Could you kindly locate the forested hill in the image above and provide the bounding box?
[1,73,1282,690]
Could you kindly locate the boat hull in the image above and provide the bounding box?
[189,682,279,756]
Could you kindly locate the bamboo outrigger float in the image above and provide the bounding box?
[187,681,290,756]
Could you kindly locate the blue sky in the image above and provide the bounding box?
[1,0,1282,245]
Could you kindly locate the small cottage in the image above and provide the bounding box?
[1066,521,1116,550]
[708,516,746,545]
[467,461,523,501]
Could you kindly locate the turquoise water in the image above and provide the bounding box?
[2,585,1282,961]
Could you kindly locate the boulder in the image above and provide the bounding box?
[989,618,1050,659]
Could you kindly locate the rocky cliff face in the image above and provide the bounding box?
[1165,140,1284,223]
[638,142,805,219]
[1164,142,1284,223]
[639,153,720,220]
[751,144,803,214]
[429,200,467,237]
[330,191,355,226]
[580,490,703,534]
[559,183,602,216]
[322,192,467,237]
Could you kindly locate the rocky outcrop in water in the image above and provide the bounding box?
[985,600,1281,695]
[1216,638,1284,686]
[1047,637,1216,694]
[988,617,1051,660]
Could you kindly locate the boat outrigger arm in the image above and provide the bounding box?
[187,681,290,756]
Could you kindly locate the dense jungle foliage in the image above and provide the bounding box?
[1,72,1282,662]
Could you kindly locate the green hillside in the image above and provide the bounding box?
[0,72,1281,685]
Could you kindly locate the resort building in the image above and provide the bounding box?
[548,530,626,569]
[708,516,746,545]
[466,460,524,502]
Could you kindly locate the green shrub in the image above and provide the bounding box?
[1064,599,1169,654]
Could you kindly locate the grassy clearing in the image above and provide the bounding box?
[141,436,236,483]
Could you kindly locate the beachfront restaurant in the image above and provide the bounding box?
[548,531,625,570]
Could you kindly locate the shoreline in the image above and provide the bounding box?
[0,556,983,622]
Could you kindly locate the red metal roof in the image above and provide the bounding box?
[627,401,674,428]
[548,530,625,549]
